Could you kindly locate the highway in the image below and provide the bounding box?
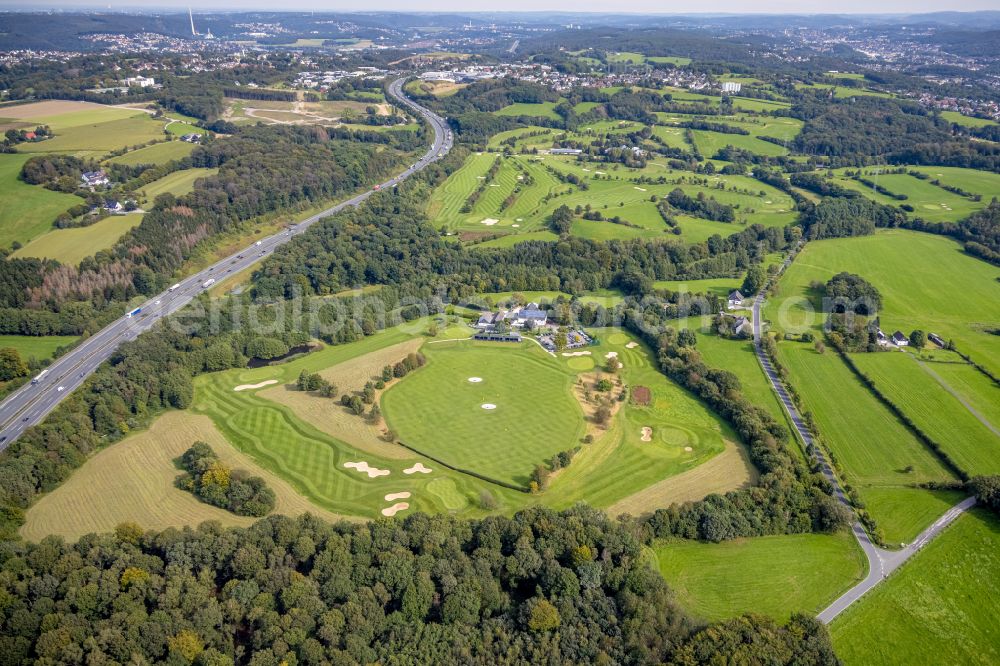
[0,77,452,449]
[750,254,975,624]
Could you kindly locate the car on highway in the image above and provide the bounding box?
[57,386,65,392]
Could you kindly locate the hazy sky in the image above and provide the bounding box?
[10,0,1000,14]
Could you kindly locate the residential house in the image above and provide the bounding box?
[180,133,202,143]
[81,170,110,189]
[891,331,909,346]
[103,200,124,213]
[928,333,945,347]
[733,316,752,337]
[727,289,745,310]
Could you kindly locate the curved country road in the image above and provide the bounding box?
[750,255,975,624]
[0,77,451,448]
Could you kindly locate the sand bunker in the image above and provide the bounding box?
[481,218,499,226]
[684,446,693,452]
[404,462,432,475]
[634,186,647,191]
[468,377,483,383]
[512,224,520,228]
[233,379,278,392]
[516,218,524,221]
[481,403,497,410]
[595,171,606,174]
[625,342,639,349]
[382,502,409,517]
[640,427,653,442]
[605,351,619,359]
[562,350,592,357]
[344,461,390,478]
[385,491,411,501]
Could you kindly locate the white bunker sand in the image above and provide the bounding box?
[640,427,653,442]
[467,377,483,383]
[385,491,411,501]
[481,403,497,410]
[404,462,432,475]
[625,342,639,349]
[382,502,409,517]
[562,350,592,357]
[233,379,278,392]
[605,351,619,359]
[344,461,390,478]
[684,446,693,452]
[481,218,499,226]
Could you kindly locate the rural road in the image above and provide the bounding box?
[0,77,452,449]
[750,257,975,624]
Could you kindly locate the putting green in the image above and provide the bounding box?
[567,356,595,370]
[607,332,629,345]
[382,341,585,487]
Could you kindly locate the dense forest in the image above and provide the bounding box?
[0,506,838,665]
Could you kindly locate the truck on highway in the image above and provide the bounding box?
[31,369,48,385]
[126,307,142,319]
[202,278,216,289]
[169,283,180,292]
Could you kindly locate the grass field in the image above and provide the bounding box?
[851,351,1000,476]
[766,230,1000,378]
[20,411,346,541]
[184,319,743,518]
[690,129,789,158]
[138,167,218,200]
[772,341,960,544]
[761,232,995,543]
[682,321,797,443]
[0,334,77,361]
[105,140,197,166]
[383,341,585,486]
[427,152,795,243]
[13,213,143,265]
[15,112,165,157]
[654,530,865,622]
[0,153,85,248]
[831,508,1000,665]
[939,110,996,128]
[494,102,562,120]
[830,168,990,223]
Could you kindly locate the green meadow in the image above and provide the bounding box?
[851,351,1000,477]
[0,334,78,362]
[0,153,85,248]
[105,140,197,166]
[832,509,1000,665]
[766,230,1000,378]
[655,530,864,622]
[494,102,562,120]
[12,213,143,266]
[16,112,165,157]
[138,167,218,200]
[761,231,997,543]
